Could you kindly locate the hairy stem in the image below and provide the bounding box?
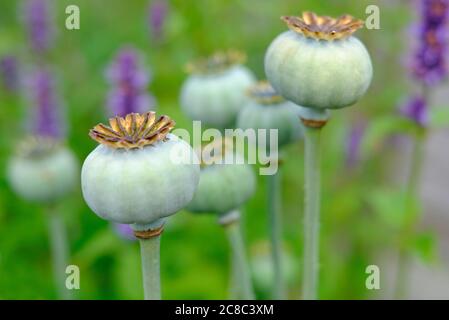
[303,126,322,300]
[228,257,239,299]
[139,235,161,300]
[222,212,255,300]
[47,208,72,300]
[267,169,285,299]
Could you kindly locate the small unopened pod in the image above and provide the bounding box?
[187,138,256,215]
[180,50,256,128]
[250,241,297,295]
[7,138,78,203]
[237,81,303,149]
[81,112,200,230]
[265,12,373,110]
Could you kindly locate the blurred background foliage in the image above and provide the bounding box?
[0,0,444,299]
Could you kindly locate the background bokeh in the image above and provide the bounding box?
[0,0,448,299]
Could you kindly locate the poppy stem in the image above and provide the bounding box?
[267,168,285,299]
[47,206,72,300]
[221,210,255,300]
[302,125,322,300]
[139,234,161,300]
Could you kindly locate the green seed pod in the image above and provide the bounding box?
[265,12,373,110]
[180,50,256,128]
[250,241,297,295]
[187,138,256,214]
[237,81,303,149]
[81,112,200,229]
[7,138,78,203]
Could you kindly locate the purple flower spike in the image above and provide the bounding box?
[113,223,136,241]
[106,48,155,116]
[345,122,365,168]
[411,0,449,86]
[399,96,429,127]
[28,68,63,139]
[0,55,19,92]
[23,0,54,54]
[148,0,168,42]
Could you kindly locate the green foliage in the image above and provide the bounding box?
[0,0,437,299]
[411,232,438,264]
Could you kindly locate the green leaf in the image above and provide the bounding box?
[367,188,406,229]
[367,186,422,230]
[411,232,438,264]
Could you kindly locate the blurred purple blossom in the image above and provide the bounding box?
[23,0,54,55]
[106,48,155,116]
[345,122,365,168]
[399,96,429,127]
[148,0,168,42]
[410,0,449,85]
[0,55,19,92]
[27,68,64,139]
[113,223,136,241]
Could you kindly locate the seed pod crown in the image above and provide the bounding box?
[186,50,246,75]
[89,112,175,149]
[247,81,284,105]
[282,11,364,41]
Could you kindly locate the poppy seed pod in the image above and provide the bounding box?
[265,12,373,110]
[180,50,256,128]
[81,112,200,229]
[237,81,303,148]
[250,242,297,294]
[8,138,78,203]
[187,138,256,214]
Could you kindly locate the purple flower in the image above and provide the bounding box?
[27,68,64,139]
[399,96,429,127]
[148,0,168,42]
[113,223,136,241]
[23,0,54,54]
[0,55,19,92]
[106,48,155,117]
[410,0,449,85]
[345,122,365,168]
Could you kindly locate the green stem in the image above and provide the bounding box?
[267,169,285,299]
[222,212,255,300]
[139,235,161,300]
[394,248,410,300]
[302,126,322,300]
[47,208,72,300]
[394,132,425,299]
[228,256,239,299]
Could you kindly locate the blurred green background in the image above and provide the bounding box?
[0,0,444,299]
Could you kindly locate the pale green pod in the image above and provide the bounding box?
[265,14,372,110]
[81,113,200,229]
[82,134,199,227]
[250,242,297,294]
[236,81,303,149]
[180,51,256,128]
[187,143,256,214]
[8,141,78,203]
